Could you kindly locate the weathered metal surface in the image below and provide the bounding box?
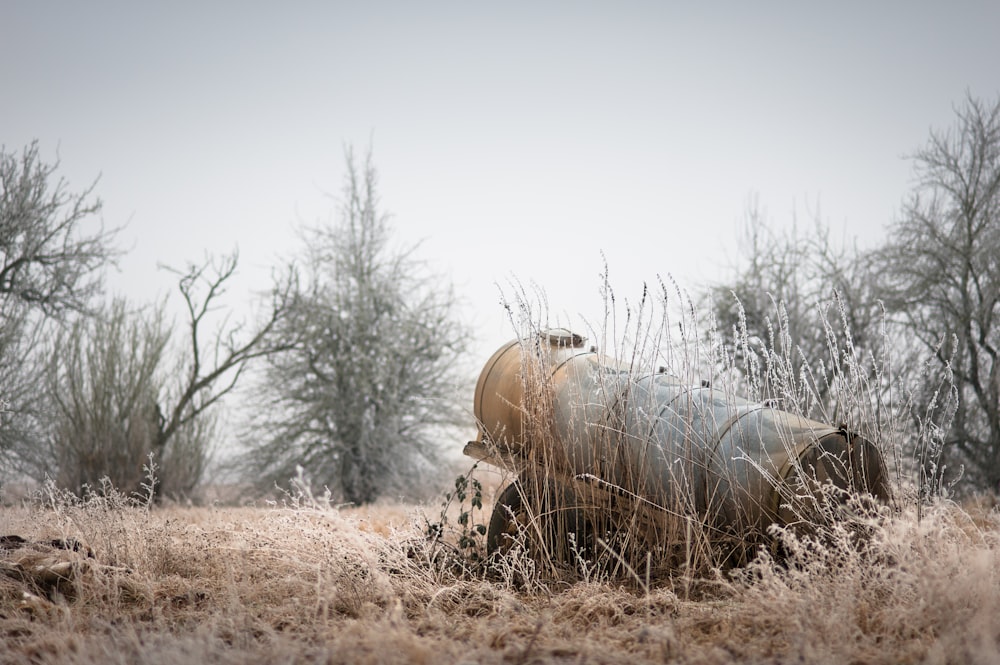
[471,329,890,538]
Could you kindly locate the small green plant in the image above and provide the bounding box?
[425,464,488,568]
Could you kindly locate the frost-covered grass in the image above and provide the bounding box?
[1,481,998,664]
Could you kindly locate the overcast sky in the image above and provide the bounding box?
[4,2,1000,361]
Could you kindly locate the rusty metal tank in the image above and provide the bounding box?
[471,329,890,537]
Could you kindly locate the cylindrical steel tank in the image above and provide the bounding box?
[473,329,890,535]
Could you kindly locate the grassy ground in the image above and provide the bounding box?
[1,470,999,665]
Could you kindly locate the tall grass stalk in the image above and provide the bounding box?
[487,273,955,589]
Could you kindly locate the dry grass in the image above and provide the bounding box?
[1,476,999,665]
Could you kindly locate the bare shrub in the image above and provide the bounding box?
[21,252,294,500]
[37,298,174,496]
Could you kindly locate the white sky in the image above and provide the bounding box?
[4,2,1000,364]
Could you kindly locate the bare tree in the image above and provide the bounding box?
[708,196,883,422]
[244,149,470,504]
[0,142,119,473]
[875,93,1000,491]
[0,141,118,315]
[156,252,296,472]
[0,304,48,476]
[23,252,295,499]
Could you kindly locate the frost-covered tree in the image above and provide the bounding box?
[875,93,1000,491]
[707,197,883,421]
[0,142,119,473]
[245,149,469,504]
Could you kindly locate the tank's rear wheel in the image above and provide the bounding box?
[486,481,529,556]
[486,479,592,562]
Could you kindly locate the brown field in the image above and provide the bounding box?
[1,470,999,665]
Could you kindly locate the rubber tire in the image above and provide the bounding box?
[486,481,526,556]
[486,480,592,561]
